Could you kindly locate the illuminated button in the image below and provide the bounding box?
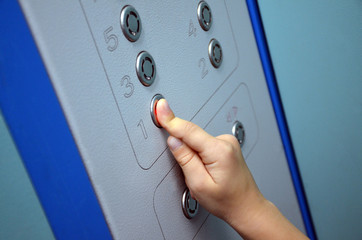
[136,51,156,86]
[120,5,142,42]
[208,38,223,68]
[182,188,199,219]
[232,120,245,146]
[197,1,212,31]
[150,94,164,128]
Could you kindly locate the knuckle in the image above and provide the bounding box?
[225,134,240,148]
[222,140,235,158]
[216,134,239,151]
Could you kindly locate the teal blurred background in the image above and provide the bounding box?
[0,112,54,240]
[259,0,362,239]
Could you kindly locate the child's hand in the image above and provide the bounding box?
[156,99,309,240]
[156,99,264,226]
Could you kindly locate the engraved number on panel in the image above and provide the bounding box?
[189,19,197,37]
[227,106,238,123]
[103,26,118,52]
[198,58,208,79]
[121,75,134,98]
[137,119,148,139]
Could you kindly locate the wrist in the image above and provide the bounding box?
[227,196,308,240]
[225,191,269,238]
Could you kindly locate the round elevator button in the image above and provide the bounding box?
[136,51,156,86]
[120,5,142,42]
[208,38,223,68]
[182,188,199,219]
[150,94,164,128]
[197,1,212,31]
[232,121,245,146]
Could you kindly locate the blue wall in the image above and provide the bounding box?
[258,1,362,239]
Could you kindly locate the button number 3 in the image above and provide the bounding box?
[121,75,134,98]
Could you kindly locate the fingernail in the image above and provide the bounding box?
[167,136,183,151]
[157,99,173,122]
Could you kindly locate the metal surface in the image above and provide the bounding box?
[182,188,199,219]
[136,51,156,87]
[197,1,212,31]
[154,165,209,239]
[76,0,239,170]
[150,94,164,128]
[120,5,141,42]
[232,120,245,146]
[208,38,223,68]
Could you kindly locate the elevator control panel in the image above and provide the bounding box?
[79,0,238,170]
[16,0,306,239]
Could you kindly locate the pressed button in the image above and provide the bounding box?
[150,94,164,128]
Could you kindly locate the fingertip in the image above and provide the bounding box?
[156,99,175,127]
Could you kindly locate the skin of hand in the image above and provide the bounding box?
[156,99,309,240]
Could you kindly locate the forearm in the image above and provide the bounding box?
[228,198,309,240]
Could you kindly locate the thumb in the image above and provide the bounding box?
[167,135,212,189]
[156,99,216,156]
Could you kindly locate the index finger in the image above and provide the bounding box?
[156,99,216,154]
